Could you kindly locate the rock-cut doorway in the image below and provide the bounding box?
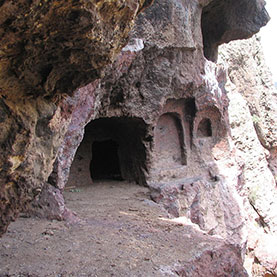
[90,139,122,180]
[66,117,148,188]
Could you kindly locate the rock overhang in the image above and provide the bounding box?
[201,0,270,61]
[0,0,153,236]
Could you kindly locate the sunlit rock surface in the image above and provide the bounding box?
[219,35,277,276]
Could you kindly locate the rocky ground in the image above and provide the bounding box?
[0,181,247,277]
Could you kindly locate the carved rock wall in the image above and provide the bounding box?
[36,2,273,273]
[0,0,275,275]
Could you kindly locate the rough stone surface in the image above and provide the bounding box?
[0,0,152,96]
[218,36,277,276]
[176,246,248,277]
[254,234,277,275]
[219,36,277,151]
[226,86,277,232]
[0,0,151,236]
[31,3,275,277]
[149,176,245,245]
[202,0,269,61]
[0,0,276,276]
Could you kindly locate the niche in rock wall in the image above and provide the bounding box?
[193,107,226,142]
[197,118,212,138]
[153,113,186,169]
[67,117,148,186]
[184,97,197,120]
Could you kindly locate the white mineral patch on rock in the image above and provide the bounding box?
[122,38,144,52]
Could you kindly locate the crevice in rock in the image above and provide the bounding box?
[138,0,154,14]
[250,202,270,232]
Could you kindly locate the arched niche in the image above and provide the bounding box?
[153,113,186,169]
[193,107,227,142]
[197,118,212,138]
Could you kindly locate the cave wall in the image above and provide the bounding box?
[44,0,270,237]
[48,1,274,274]
[0,0,152,236]
[66,129,93,188]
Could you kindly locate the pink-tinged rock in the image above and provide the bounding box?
[268,148,277,183]
[219,35,277,275]
[0,0,153,236]
[149,175,245,245]
[49,81,99,191]
[62,208,81,225]
[176,244,248,277]
[255,234,277,275]
[31,184,65,221]
[36,47,141,220]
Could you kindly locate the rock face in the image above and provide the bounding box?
[0,0,151,236]
[218,36,277,276]
[0,0,152,96]
[201,0,269,61]
[0,0,275,276]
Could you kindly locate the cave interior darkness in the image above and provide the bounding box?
[90,139,122,180]
[82,117,148,185]
[197,118,212,138]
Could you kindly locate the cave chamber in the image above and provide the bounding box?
[66,117,149,187]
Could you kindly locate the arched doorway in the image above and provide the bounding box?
[66,117,148,187]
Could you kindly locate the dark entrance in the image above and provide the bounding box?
[197,118,212,138]
[66,117,148,186]
[90,140,122,180]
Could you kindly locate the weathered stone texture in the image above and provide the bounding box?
[218,35,277,275]
[40,0,272,253]
[219,36,277,150]
[0,0,275,275]
[176,244,248,277]
[202,0,269,61]
[0,0,152,96]
[0,0,151,236]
